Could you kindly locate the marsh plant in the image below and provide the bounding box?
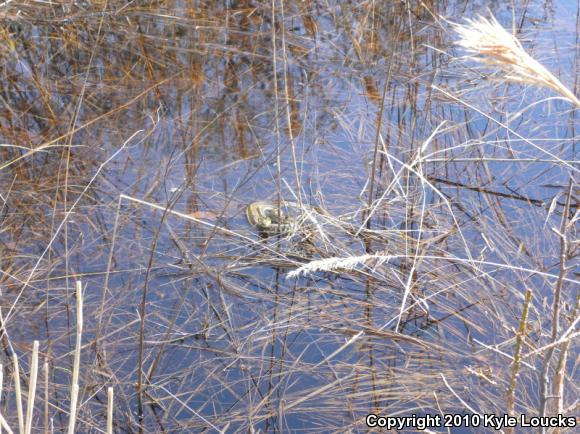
[0,1,577,432]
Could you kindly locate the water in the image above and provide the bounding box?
[0,1,577,432]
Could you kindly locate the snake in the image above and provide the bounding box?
[245,201,295,234]
[245,201,329,235]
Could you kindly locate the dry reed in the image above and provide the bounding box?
[67,281,84,434]
[0,363,2,434]
[0,3,577,432]
[107,387,113,434]
[12,355,23,434]
[506,288,532,434]
[0,413,13,434]
[24,341,38,434]
[453,15,580,108]
[43,361,48,434]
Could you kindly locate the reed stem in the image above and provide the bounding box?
[506,288,532,434]
[107,387,113,434]
[13,355,23,434]
[67,281,84,434]
[24,341,39,434]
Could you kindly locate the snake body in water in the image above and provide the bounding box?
[245,201,328,235]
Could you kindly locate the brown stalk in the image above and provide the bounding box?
[506,288,532,434]
[539,179,574,422]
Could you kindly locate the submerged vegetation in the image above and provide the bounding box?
[0,1,577,432]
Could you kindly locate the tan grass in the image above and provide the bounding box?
[12,355,23,434]
[107,387,113,434]
[67,281,84,434]
[0,412,13,434]
[0,363,2,434]
[0,283,93,433]
[453,15,580,108]
[24,341,38,434]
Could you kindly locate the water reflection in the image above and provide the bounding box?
[0,0,577,431]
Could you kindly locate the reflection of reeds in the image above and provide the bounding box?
[1,2,578,431]
[453,15,580,108]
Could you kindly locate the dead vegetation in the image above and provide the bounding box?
[0,1,577,432]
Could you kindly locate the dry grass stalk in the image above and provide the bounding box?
[67,385,79,434]
[107,387,113,434]
[43,361,48,434]
[0,413,13,434]
[0,3,577,431]
[12,355,23,434]
[453,15,580,108]
[287,254,393,278]
[506,288,532,434]
[552,292,579,423]
[67,281,84,434]
[539,181,575,422]
[24,341,39,434]
[0,363,2,434]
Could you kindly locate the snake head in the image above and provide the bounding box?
[257,216,272,230]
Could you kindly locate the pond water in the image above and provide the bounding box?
[0,0,578,432]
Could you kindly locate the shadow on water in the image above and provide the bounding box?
[0,0,578,432]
